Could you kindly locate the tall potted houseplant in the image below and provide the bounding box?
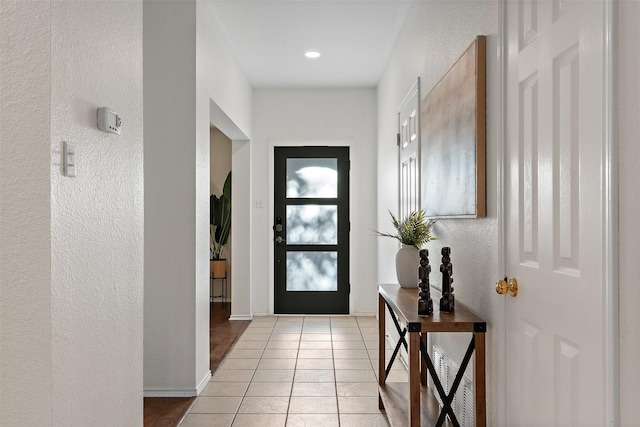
[210,171,231,279]
[376,210,436,287]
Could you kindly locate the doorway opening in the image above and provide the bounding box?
[210,126,232,310]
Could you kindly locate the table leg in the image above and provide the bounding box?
[378,294,386,410]
[474,332,486,427]
[420,333,428,386]
[408,331,421,426]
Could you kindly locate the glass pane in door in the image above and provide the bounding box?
[286,205,337,244]
[286,158,337,198]
[286,251,338,291]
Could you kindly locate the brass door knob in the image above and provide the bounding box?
[496,277,518,297]
[496,279,507,295]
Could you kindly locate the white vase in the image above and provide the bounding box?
[395,244,420,288]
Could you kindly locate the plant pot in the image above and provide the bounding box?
[210,259,227,279]
[395,245,419,288]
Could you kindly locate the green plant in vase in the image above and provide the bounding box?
[375,210,436,248]
[375,210,436,287]
[210,171,231,261]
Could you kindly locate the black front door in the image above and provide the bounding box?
[273,146,350,314]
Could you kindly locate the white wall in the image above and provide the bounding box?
[229,138,252,318]
[618,1,640,423]
[197,0,252,375]
[2,1,144,424]
[1,0,143,424]
[144,0,252,395]
[0,1,52,424]
[50,1,144,424]
[144,1,199,395]
[376,0,499,422]
[199,3,253,321]
[251,89,378,316]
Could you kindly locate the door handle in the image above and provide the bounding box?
[275,236,286,244]
[496,277,518,297]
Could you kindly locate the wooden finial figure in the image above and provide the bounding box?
[439,247,455,312]
[418,249,433,316]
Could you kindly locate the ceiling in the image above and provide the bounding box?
[206,1,413,88]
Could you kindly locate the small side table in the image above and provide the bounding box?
[210,260,229,306]
[378,284,487,427]
[210,275,228,304]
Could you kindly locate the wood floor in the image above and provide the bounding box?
[143,302,251,427]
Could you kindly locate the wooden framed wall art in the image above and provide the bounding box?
[420,35,486,218]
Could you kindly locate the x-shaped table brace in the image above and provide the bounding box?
[385,302,478,427]
[420,333,477,427]
[384,304,408,377]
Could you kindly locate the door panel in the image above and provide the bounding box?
[398,80,421,219]
[505,0,606,425]
[274,146,349,314]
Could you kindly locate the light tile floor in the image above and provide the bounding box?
[179,316,408,427]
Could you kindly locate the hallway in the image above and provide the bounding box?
[179,316,405,426]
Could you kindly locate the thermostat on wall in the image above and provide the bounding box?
[97,107,121,135]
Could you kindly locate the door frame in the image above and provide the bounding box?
[496,1,619,425]
[268,139,357,315]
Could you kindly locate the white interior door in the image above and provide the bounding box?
[504,0,610,425]
[398,79,420,219]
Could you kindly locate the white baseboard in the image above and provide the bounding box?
[354,311,377,317]
[143,371,212,398]
[248,312,377,317]
[196,370,212,394]
[144,389,197,397]
[228,313,377,320]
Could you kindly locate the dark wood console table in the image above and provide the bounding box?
[378,284,487,427]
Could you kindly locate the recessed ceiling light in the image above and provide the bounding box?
[305,51,321,59]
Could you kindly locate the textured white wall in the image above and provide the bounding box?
[229,138,252,318]
[618,2,640,423]
[251,89,378,316]
[2,1,143,423]
[144,1,252,395]
[0,1,53,425]
[144,0,199,395]
[377,1,500,422]
[198,3,253,138]
[196,0,253,379]
[198,3,253,323]
[50,1,144,425]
